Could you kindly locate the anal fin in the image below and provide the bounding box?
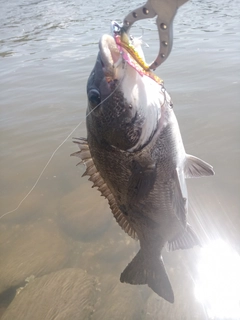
[167,223,201,251]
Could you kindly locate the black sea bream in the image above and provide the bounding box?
[73,34,214,303]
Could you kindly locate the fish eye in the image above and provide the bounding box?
[88,89,101,107]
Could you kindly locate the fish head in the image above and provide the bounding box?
[87,34,170,151]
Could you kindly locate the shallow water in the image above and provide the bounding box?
[0,0,240,319]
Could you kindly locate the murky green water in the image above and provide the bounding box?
[0,0,240,319]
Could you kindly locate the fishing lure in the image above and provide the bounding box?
[112,21,163,85]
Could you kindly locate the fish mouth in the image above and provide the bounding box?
[98,33,163,86]
[98,34,121,81]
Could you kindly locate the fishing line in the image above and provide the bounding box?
[160,84,169,109]
[0,79,122,220]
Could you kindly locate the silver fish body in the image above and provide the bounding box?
[73,34,214,303]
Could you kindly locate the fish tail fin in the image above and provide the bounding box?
[120,249,174,303]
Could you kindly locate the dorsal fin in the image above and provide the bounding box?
[71,138,138,240]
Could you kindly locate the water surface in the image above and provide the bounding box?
[0,0,240,319]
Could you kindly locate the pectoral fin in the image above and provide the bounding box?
[184,154,214,178]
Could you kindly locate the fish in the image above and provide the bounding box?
[72,33,214,303]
